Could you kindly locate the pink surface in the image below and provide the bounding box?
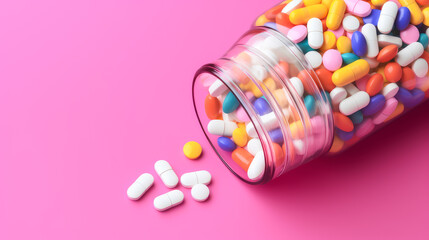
[0,0,428,239]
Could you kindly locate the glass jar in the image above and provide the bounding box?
[192,0,429,184]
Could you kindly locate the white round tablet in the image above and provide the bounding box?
[342,15,360,32]
[191,184,210,202]
[305,51,322,69]
[412,58,428,78]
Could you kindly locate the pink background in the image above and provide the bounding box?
[0,0,428,239]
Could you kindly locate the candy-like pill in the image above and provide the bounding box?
[361,94,386,116]
[401,67,417,90]
[127,173,154,200]
[191,184,210,202]
[247,138,263,155]
[395,42,424,66]
[290,77,304,97]
[153,190,184,211]
[361,24,379,58]
[247,151,266,180]
[183,141,202,160]
[377,1,398,34]
[204,95,221,119]
[395,7,411,31]
[323,49,342,71]
[344,0,371,17]
[289,4,329,25]
[209,80,228,97]
[320,30,337,51]
[342,15,360,32]
[232,147,254,171]
[307,18,324,49]
[253,98,272,115]
[339,91,370,115]
[316,68,335,91]
[288,25,308,43]
[282,0,304,14]
[180,170,212,188]
[411,58,429,77]
[351,31,367,57]
[344,83,360,95]
[223,92,240,114]
[376,45,398,63]
[373,98,398,124]
[305,51,323,68]
[384,62,402,83]
[207,119,237,136]
[217,137,237,152]
[363,9,381,25]
[398,0,424,25]
[332,59,370,86]
[400,25,419,45]
[326,0,347,30]
[330,87,347,104]
[378,34,402,48]
[341,52,359,64]
[366,73,384,96]
[154,160,179,188]
[336,36,352,53]
[333,112,354,132]
[382,83,399,99]
[232,127,248,147]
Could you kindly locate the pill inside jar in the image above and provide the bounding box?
[192,0,429,184]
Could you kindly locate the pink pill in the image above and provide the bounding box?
[344,0,372,17]
[329,25,345,39]
[372,98,398,124]
[235,105,250,122]
[355,74,370,91]
[322,49,343,71]
[355,118,375,137]
[287,25,307,43]
[310,116,325,135]
[400,25,419,45]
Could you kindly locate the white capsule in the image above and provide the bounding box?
[411,58,429,78]
[127,173,154,200]
[307,18,324,49]
[342,14,360,32]
[344,83,360,96]
[290,77,304,97]
[361,24,379,58]
[305,51,323,68]
[396,42,424,67]
[153,190,184,211]
[154,160,179,188]
[362,57,379,69]
[191,184,210,202]
[247,138,263,156]
[282,0,303,14]
[377,2,398,34]
[246,122,258,138]
[339,91,370,115]
[378,34,402,48]
[330,87,347,104]
[382,83,399,99]
[293,139,305,155]
[209,80,228,97]
[247,151,265,180]
[261,112,279,131]
[180,170,211,188]
[250,65,267,82]
[207,119,237,136]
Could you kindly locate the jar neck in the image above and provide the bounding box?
[193,27,334,182]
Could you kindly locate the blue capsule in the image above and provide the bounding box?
[363,9,381,26]
[361,94,386,116]
[348,111,363,124]
[396,88,425,108]
[351,31,367,57]
[269,128,284,145]
[418,33,429,49]
[223,92,240,114]
[304,95,316,117]
[395,7,411,31]
[341,53,360,65]
[297,38,314,54]
[253,98,272,116]
[217,137,236,152]
[336,129,354,141]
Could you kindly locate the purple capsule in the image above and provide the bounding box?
[395,87,415,108]
[253,98,272,116]
[269,128,284,145]
[362,94,386,116]
[336,129,354,141]
[363,9,380,26]
[351,31,367,57]
[395,7,411,31]
[217,137,236,152]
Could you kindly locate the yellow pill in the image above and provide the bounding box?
[263,77,278,91]
[255,14,269,26]
[183,141,202,160]
[332,59,370,86]
[399,0,424,25]
[232,128,248,147]
[321,0,334,6]
[423,7,429,26]
[289,4,328,25]
[250,83,263,98]
[326,0,346,30]
[273,89,289,108]
[371,0,387,7]
[290,121,305,139]
[303,0,321,6]
[319,31,336,52]
[336,36,352,53]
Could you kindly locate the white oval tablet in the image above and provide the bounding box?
[191,184,210,202]
[180,170,212,188]
[305,51,323,69]
[247,151,265,180]
[411,58,428,78]
[290,77,304,97]
[154,160,179,188]
[342,15,360,32]
[154,190,184,211]
[382,83,399,99]
[330,87,347,104]
[127,173,154,200]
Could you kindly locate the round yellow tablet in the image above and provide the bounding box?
[183,141,202,159]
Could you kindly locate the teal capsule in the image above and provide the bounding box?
[297,38,314,54]
[348,111,363,124]
[223,92,240,114]
[418,33,429,49]
[304,95,316,117]
[341,53,360,65]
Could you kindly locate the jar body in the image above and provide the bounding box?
[192,0,429,184]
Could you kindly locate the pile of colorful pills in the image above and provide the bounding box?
[197,0,429,182]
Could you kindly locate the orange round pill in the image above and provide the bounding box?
[401,67,416,90]
[333,112,354,132]
[204,95,221,119]
[231,148,253,172]
[416,0,429,6]
[315,68,335,91]
[366,73,384,96]
[384,62,402,83]
[376,45,398,63]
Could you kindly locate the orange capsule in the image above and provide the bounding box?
[376,45,398,63]
[416,0,429,6]
[366,73,384,96]
[276,61,289,75]
[315,68,335,91]
[333,112,354,132]
[204,95,221,119]
[231,148,254,171]
[298,70,318,94]
[265,4,286,21]
[401,67,416,90]
[273,143,285,167]
[384,62,402,83]
[276,12,295,28]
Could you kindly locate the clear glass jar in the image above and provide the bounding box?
[192,1,429,184]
